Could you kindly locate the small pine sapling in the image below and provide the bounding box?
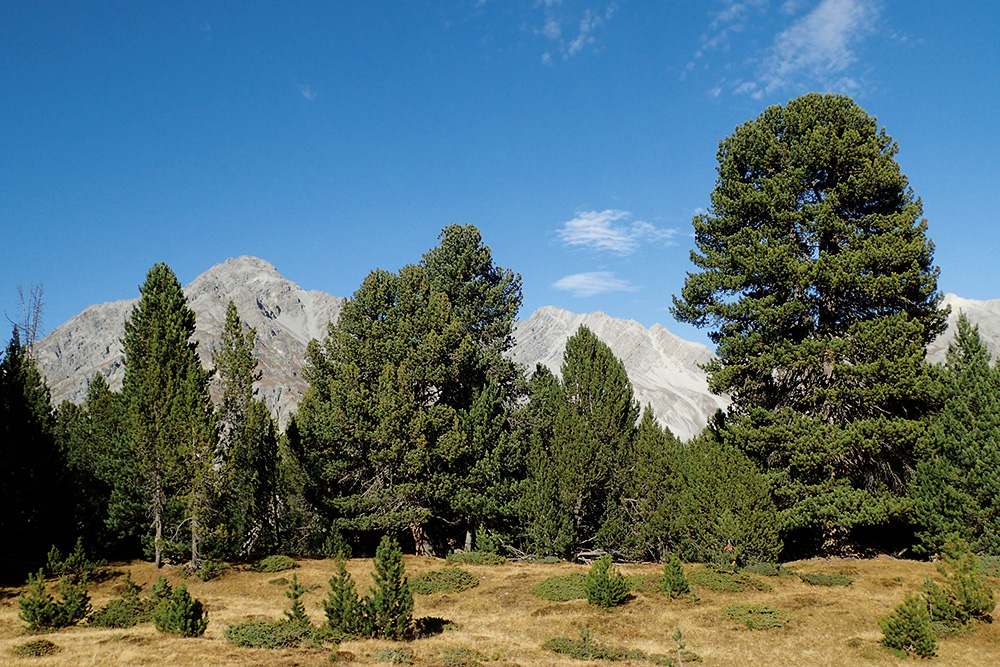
[583,555,630,608]
[662,553,691,598]
[324,559,360,636]
[152,584,208,637]
[284,574,310,625]
[879,593,937,659]
[365,535,413,640]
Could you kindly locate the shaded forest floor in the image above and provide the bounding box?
[1,555,998,666]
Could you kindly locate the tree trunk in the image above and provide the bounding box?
[411,522,435,557]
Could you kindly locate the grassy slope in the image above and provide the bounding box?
[1,556,997,666]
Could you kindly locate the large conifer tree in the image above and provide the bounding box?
[672,93,946,554]
[121,263,215,568]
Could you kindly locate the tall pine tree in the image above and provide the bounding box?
[121,263,215,568]
[672,93,946,555]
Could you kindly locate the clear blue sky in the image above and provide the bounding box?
[3,1,998,349]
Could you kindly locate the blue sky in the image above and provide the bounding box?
[3,1,998,349]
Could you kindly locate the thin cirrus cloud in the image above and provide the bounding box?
[694,0,881,98]
[297,84,316,101]
[557,210,678,255]
[536,2,618,64]
[552,271,638,297]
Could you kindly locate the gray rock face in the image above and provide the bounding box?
[34,256,345,428]
[510,306,729,442]
[927,294,1000,364]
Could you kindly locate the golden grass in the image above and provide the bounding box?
[0,556,997,666]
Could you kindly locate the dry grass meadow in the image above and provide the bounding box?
[1,555,998,666]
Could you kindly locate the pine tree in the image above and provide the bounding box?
[583,555,630,608]
[672,93,946,554]
[292,226,522,555]
[121,263,215,568]
[0,329,68,577]
[879,593,937,658]
[913,314,1000,556]
[662,553,690,598]
[364,535,413,640]
[324,559,360,635]
[283,573,310,624]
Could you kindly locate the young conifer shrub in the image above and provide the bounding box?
[879,593,937,658]
[364,535,413,640]
[324,559,360,636]
[662,554,690,598]
[284,574,310,624]
[583,555,630,608]
[18,570,91,633]
[151,584,208,637]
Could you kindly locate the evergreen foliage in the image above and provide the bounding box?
[283,573,310,624]
[921,538,995,633]
[324,559,360,636]
[0,329,69,576]
[291,225,522,556]
[912,314,1000,556]
[672,93,946,554]
[17,569,90,633]
[583,555,630,608]
[151,584,208,637]
[662,554,690,598]
[530,573,588,602]
[364,535,413,640]
[723,604,790,630]
[121,263,216,568]
[410,568,479,595]
[879,593,937,658]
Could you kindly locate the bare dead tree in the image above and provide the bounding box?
[7,282,44,357]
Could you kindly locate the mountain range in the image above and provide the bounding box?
[32,257,999,442]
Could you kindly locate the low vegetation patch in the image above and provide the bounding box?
[530,572,586,601]
[88,571,154,628]
[445,551,506,565]
[740,562,791,577]
[797,571,852,587]
[11,638,61,657]
[151,583,209,637]
[224,620,330,648]
[252,555,298,573]
[688,568,771,593]
[544,627,673,665]
[583,555,630,608]
[723,603,791,630]
[373,646,414,664]
[438,646,487,667]
[18,569,91,633]
[410,568,478,595]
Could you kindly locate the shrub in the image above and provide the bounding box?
[741,562,789,577]
[89,574,154,630]
[151,584,208,637]
[879,593,937,658]
[543,627,672,664]
[149,576,172,602]
[723,604,790,630]
[11,639,61,657]
[688,568,771,593]
[584,555,630,609]
[321,528,353,560]
[920,538,996,634]
[45,537,104,582]
[445,551,506,565]
[364,535,413,640]
[438,646,486,667]
[531,573,587,601]
[662,554,690,598]
[18,570,91,633]
[324,559,361,636]
[373,647,414,664]
[196,558,228,582]
[797,572,852,587]
[253,554,298,573]
[283,573,311,624]
[224,620,329,648]
[410,568,478,595]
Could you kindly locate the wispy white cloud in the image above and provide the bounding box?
[552,271,638,297]
[298,84,316,101]
[535,1,617,63]
[750,0,880,97]
[557,210,679,254]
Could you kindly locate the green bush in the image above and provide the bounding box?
[740,562,789,577]
[530,572,587,601]
[410,568,478,595]
[224,620,329,648]
[662,554,690,598]
[364,535,413,640]
[253,554,298,573]
[445,551,506,565]
[879,593,937,658]
[797,572,852,587]
[149,576,172,602]
[11,638,61,657]
[45,537,104,582]
[151,584,209,637]
[18,570,91,633]
[584,556,630,608]
[438,646,486,667]
[196,558,228,581]
[88,597,154,628]
[544,627,672,664]
[688,568,771,593]
[723,604,790,630]
[321,528,353,560]
[324,559,361,636]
